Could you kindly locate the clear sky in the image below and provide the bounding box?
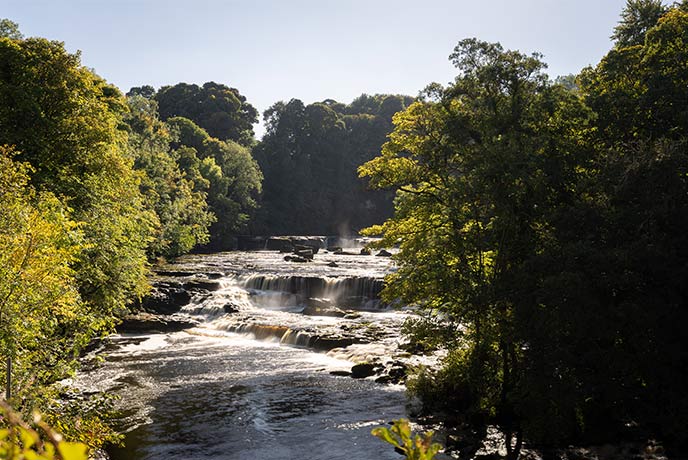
[2,0,629,137]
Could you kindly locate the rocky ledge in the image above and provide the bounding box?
[116,313,200,333]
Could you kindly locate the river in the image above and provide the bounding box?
[73,244,412,460]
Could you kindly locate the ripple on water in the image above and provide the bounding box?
[75,250,409,460]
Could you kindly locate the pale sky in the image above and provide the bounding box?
[2,0,630,137]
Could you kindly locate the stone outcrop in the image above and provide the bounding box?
[117,313,199,333]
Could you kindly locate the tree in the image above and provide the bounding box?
[167,117,262,248]
[125,95,214,258]
[579,6,688,447]
[0,147,85,403]
[155,82,258,145]
[0,18,22,40]
[253,94,413,235]
[0,33,155,318]
[611,0,667,48]
[360,39,593,456]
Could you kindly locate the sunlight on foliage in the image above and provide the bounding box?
[372,419,442,460]
[0,402,88,460]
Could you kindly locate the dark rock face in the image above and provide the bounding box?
[184,279,223,292]
[237,236,267,250]
[223,303,240,314]
[329,370,352,377]
[310,336,357,351]
[117,313,199,333]
[291,237,324,253]
[266,237,293,251]
[293,246,314,260]
[360,248,372,255]
[351,362,377,379]
[137,281,192,315]
[376,249,392,257]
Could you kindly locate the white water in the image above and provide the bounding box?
[74,250,411,460]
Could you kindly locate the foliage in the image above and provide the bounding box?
[125,95,214,258]
[154,82,258,146]
[254,94,413,235]
[372,419,441,460]
[167,117,262,248]
[611,0,667,47]
[361,38,594,456]
[364,3,688,456]
[400,314,459,354]
[0,401,88,460]
[0,19,22,40]
[0,33,155,318]
[0,148,85,395]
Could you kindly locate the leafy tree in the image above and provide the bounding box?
[126,84,155,99]
[0,32,154,318]
[0,147,85,404]
[155,82,258,145]
[167,117,262,248]
[611,0,667,48]
[578,6,688,447]
[0,18,22,40]
[125,95,214,258]
[254,94,413,235]
[361,39,593,455]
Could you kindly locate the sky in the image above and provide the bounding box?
[2,0,630,137]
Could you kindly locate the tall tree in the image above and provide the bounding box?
[611,0,667,48]
[0,32,154,317]
[254,94,413,235]
[167,117,262,248]
[579,6,688,447]
[125,95,215,258]
[360,39,593,455]
[155,82,258,145]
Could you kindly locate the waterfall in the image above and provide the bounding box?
[237,274,384,308]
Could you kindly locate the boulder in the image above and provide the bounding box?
[138,282,191,314]
[375,249,393,257]
[351,362,377,379]
[330,370,352,377]
[310,336,357,351]
[284,255,309,263]
[294,246,314,260]
[291,238,322,253]
[184,279,222,292]
[360,248,371,255]
[223,303,240,314]
[266,237,293,251]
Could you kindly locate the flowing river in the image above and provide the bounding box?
[73,244,413,460]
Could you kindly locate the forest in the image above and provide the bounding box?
[1,1,687,459]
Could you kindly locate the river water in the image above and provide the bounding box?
[74,248,411,460]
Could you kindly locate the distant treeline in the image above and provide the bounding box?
[130,84,413,237]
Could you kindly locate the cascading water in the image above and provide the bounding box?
[72,248,412,460]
